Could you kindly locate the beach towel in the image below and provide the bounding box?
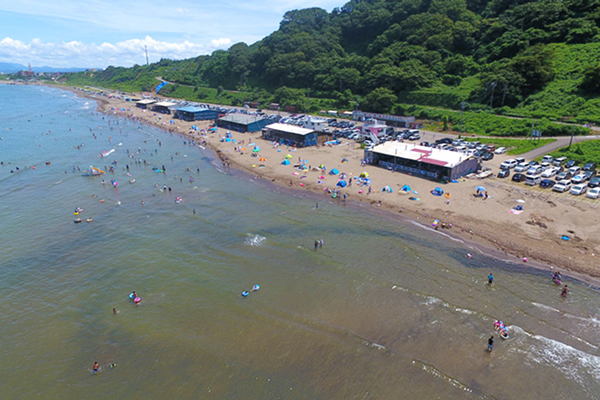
[509,209,523,215]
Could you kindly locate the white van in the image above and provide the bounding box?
[407,129,419,135]
[542,155,554,163]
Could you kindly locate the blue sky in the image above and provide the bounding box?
[0,0,343,69]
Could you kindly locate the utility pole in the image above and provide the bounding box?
[306,89,310,113]
[501,83,508,107]
[568,126,575,149]
[489,82,497,112]
[145,46,149,66]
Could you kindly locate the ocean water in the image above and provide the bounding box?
[0,85,598,399]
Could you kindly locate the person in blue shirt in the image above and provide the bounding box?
[488,274,494,285]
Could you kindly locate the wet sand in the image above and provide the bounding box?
[52,84,600,287]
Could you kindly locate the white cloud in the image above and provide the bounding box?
[0,36,232,68]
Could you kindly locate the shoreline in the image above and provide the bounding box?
[48,83,600,288]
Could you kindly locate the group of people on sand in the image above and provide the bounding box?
[314,239,324,250]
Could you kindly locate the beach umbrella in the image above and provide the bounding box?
[337,180,347,187]
[476,186,486,192]
[259,158,266,161]
[339,173,348,179]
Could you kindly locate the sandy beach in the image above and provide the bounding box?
[54,84,600,286]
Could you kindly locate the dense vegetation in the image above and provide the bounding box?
[550,139,600,164]
[62,0,600,136]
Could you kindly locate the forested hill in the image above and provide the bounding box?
[67,0,600,124]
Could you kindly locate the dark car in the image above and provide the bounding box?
[419,141,430,147]
[512,173,526,182]
[588,176,600,188]
[582,162,597,171]
[497,169,510,178]
[481,152,494,161]
[540,179,556,189]
[565,160,578,168]
[584,170,597,180]
[528,160,540,166]
[435,138,454,145]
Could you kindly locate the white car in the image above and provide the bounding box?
[500,159,517,169]
[514,162,529,173]
[570,184,588,195]
[494,147,507,154]
[571,174,587,184]
[586,187,600,199]
[569,166,581,175]
[542,167,559,178]
[553,180,572,193]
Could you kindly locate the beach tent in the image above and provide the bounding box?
[359,172,369,178]
[282,159,291,165]
[253,146,261,152]
[341,158,348,163]
[337,180,347,187]
[401,184,412,192]
[431,187,444,196]
[476,186,486,192]
[382,186,393,193]
[329,168,339,175]
[339,173,348,179]
[285,154,292,159]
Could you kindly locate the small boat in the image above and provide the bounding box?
[500,330,509,340]
[82,165,105,177]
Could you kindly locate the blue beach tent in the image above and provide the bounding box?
[337,180,347,187]
[282,159,291,165]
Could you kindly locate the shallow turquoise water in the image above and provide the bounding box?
[0,85,598,399]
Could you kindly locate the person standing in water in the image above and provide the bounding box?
[561,285,569,297]
[487,336,494,352]
[488,273,494,285]
[93,362,100,373]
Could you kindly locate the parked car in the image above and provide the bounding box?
[586,187,600,199]
[528,160,540,167]
[467,141,481,149]
[571,174,587,184]
[552,156,567,166]
[408,133,421,140]
[419,141,430,147]
[512,173,527,182]
[514,162,529,173]
[515,157,526,164]
[540,179,556,189]
[582,162,597,171]
[565,160,578,168]
[588,176,600,188]
[435,138,453,144]
[542,155,554,163]
[497,169,510,178]
[525,175,542,186]
[452,139,466,146]
[501,159,518,169]
[481,152,494,161]
[526,166,543,176]
[556,171,573,181]
[494,147,507,154]
[540,162,552,171]
[569,166,582,175]
[570,183,588,196]
[553,180,572,193]
[542,167,559,178]
[583,170,597,180]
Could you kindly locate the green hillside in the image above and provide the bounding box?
[62,0,600,135]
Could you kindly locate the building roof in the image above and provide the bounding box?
[137,99,156,105]
[154,101,177,107]
[176,106,212,113]
[371,142,471,168]
[219,114,267,125]
[266,123,315,136]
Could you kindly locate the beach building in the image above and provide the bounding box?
[217,114,273,133]
[361,119,394,139]
[262,123,319,147]
[152,101,177,114]
[353,110,416,128]
[303,117,330,133]
[365,142,478,181]
[136,99,156,109]
[174,107,219,121]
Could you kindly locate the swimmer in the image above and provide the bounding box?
[113,308,118,314]
[93,361,100,373]
[130,291,137,299]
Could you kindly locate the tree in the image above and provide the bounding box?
[363,87,397,113]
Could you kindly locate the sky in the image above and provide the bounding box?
[0,0,344,69]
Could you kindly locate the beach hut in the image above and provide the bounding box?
[282,159,291,165]
[337,180,347,187]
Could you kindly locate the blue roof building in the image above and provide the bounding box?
[217,114,273,133]
[174,107,220,121]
